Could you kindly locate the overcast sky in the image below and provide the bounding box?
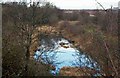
[1,0,119,9]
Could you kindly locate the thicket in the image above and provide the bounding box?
[2,2,59,77]
[59,9,119,77]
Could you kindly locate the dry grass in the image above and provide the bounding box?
[59,66,99,76]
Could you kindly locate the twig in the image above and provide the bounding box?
[95,0,106,10]
[103,40,118,76]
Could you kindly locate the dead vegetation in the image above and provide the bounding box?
[59,66,100,76]
[2,1,119,77]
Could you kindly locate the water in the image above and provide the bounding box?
[34,38,100,76]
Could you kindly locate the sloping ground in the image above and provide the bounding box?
[27,59,52,76]
[30,22,101,76]
[59,67,100,76]
[30,21,118,76]
[57,21,119,76]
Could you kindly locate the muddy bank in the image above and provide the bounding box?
[59,66,100,76]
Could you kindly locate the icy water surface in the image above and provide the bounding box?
[34,38,100,75]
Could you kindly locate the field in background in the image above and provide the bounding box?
[2,2,119,77]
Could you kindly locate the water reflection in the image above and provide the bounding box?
[34,38,100,75]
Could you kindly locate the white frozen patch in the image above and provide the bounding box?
[58,38,69,44]
[34,38,100,75]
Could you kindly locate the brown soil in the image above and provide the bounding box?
[59,66,99,76]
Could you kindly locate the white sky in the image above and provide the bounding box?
[1,0,120,9]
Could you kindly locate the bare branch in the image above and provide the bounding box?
[95,0,106,10]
